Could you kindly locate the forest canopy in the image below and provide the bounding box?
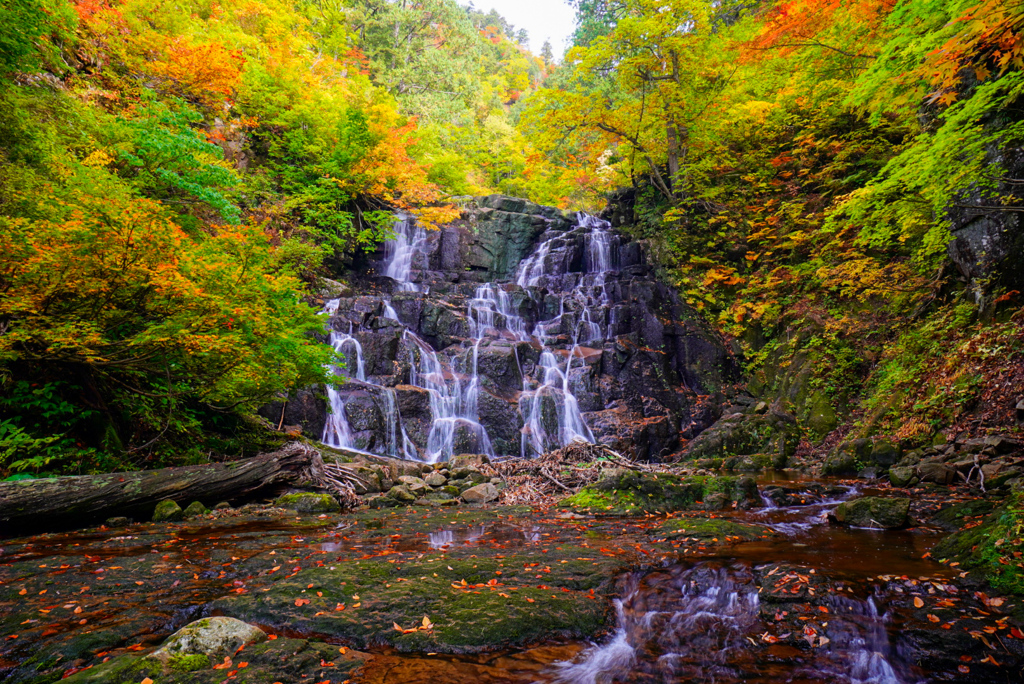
[1,0,1022,475]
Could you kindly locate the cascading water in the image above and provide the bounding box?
[384,215,427,292]
[549,561,908,684]
[319,210,625,461]
[552,564,762,684]
[514,214,617,456]
[321,304,364,451]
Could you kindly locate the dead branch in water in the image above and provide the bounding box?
[484,441,670,506]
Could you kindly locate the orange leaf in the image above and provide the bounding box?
[913,597,924,608]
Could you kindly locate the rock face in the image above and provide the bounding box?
[946,147,1024,300]
[289,195,735,463]
[682,407,800,468]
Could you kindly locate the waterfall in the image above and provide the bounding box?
[512,213,619,457]
[383,215,426,292]
[320,309,365,450]
[467,284,527,341]
[405,332,494,463]
[519,349,595,457]
[319,210,626,462]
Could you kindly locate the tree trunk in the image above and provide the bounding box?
[0,443,321,536]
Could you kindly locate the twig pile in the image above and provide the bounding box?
[485,441,661,506]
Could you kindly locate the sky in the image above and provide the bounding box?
[459,0,578,59]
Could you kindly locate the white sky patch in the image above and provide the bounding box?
[459,0,578,59]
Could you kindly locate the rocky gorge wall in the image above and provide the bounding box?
[262,195,738,463]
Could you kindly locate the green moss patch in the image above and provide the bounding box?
[61,638,365,683]
[933,492,1024,596]
[559,472,758,515]
[653,516,774,541]
[211,546,621,654]
[167,653,209,672]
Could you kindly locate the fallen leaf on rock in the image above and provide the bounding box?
[212,656,232,670]
[913,597,924,608]
[927,614,940,623]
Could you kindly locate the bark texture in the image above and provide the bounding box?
[0,443,321,535]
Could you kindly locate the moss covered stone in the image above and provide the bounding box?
[61,637,366,683]
[832,496,910,529]
[152,499,183,522]
[182,501,207,518]
[273,492,340,513]
[683,410,800,468]
[559,471,759,515]
[653,516,774,541]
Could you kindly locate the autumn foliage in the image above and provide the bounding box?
[0,0,551,474]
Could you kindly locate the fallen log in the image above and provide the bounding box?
[0,442,325,536]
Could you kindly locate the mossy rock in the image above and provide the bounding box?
[933,493,1024,596]
[153,499,183,523]
[559,472,759,515]
[653,516,774,541]
[721,453,772,471]
[832,496,910,529]
[888,466,917,488]
[182,501,208,518]
[932,499,998,531]
[60,637,366,683]
[151,617,266,660]
[274,493,341,514]
[683,411,799,468]
[210,546,620,654]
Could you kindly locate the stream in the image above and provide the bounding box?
[357,476,966,684]
[3,473,1004,684]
